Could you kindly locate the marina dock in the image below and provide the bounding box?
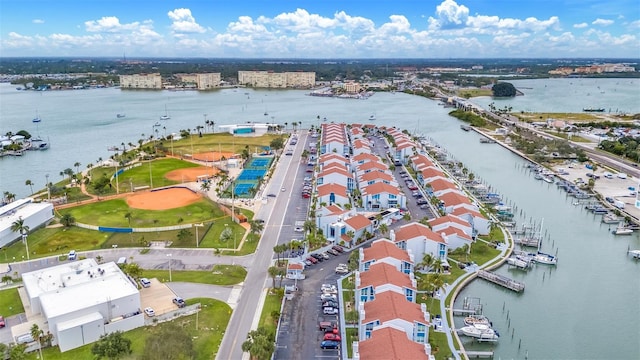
[465,350,494,358]
[477,270,525,292]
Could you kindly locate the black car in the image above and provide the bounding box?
[311,253,324,262]
[267,193,277,197]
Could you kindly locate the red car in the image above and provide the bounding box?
[323,333,341,341]
[307,256,318,264]
[0,315,5,328]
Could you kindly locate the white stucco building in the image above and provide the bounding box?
[0,198,54,248]
[21,259,143,352]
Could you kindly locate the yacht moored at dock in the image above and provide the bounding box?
[459,323,500,341]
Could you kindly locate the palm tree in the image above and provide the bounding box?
[268,266,279,288]
[25,179,34,195]
[74,162,81,176]
[432,257,444,274]
[418,253,435,273]
[378,223,389,236]
[60,214,76,228]
[249,220,264,235]
[303,220,316,234]
[10,218,30,260]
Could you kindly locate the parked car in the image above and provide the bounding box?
[304,259,313,266]
[67,250,77,261]
[327,249,339,256]
[139,278,151,288]
[302,193,311,198]
[332,245,344,253]
[320,293,337,302]
[173,297,186,308]
[281,187,286,192]
[144,307,155,317]
[311,254,324,262]
[323,333,342,341]
[321,252,330,260]
[321,284,337,293]
[323,307,339,315]
[322,300,339,308]
[307,256,318,264]
[318,320,337,331]
[0,315,5,328]
[335,265,349,274]
[303,176,312,181]
[294,226,304,232]
[267,193,277,197]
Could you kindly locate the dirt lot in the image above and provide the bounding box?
[126,187,202,210]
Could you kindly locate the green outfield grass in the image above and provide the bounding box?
[58,197,224,228]
[87,158,203,195]
[0,288,25,317]
[167,132,280,156]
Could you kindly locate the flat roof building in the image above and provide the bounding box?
[22,259,143,352]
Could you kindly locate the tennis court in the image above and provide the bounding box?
[234,183,255,196]
[237,169,266,181]
[248,157,272,167]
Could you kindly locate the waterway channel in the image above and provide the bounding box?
[1,79,639,358]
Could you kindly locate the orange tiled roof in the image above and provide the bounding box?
[363,291,427,324]
[358,326,429,360]
[429,214,471,228]
[394,222,445,244]
[362,182,400,196]
[359,262,415,290]
[363,239,411,263]
[438,191,472,206]
[344,214,372,230]
[317,183,348,197]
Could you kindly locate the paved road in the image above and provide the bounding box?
[216,130,309,360]
[167,282,240,308]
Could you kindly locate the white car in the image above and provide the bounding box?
[320,293,337,302]
[144,307,155,317]
[321,284,337,292]
[281,187,286,192]
[323,307,339,315]
[321,252,330,260]
[335,266,349,275]
[294,227,304,232]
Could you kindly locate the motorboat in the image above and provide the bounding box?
[460,323,499,341]
[542,176,554,183]
[533,251,557,265]
[117,113,126,118]
[507,256,530,269]
[628,250,640,259]
[602,213,620,224]
[613,226,633,235]
[369,114,376,121]
[463,315,491,327]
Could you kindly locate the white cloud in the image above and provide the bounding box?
[573,23,588,28]
[168,8,205,33]
[85,16,141,32]
[32,19,44,24]
[428,0,469,29]
[592,18,614,26]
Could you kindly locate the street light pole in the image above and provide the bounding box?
[194,223,203,248]
[45,174,50,200]
[167,253,172,282]
[22,231,29,260]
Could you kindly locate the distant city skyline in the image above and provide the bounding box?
[1,0,639,58]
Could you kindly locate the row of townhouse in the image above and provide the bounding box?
[352,238,435,359]
[409,153,490,236]
[382,126,490,238]
[314,123,409,247]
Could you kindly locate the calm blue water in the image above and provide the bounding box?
[1,78,639,358]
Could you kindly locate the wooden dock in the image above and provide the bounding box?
[514,237,540,248]
[465,350,494,358]
[477,270,525,292]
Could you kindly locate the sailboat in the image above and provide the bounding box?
[160,105,170,120]
[32,111,42,123]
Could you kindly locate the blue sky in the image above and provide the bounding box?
[1,0,638,58]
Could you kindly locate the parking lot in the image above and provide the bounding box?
[274,249,348,360]
[139,278,180,318]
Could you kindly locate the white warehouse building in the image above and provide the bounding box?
[0,198,54,248]
[21,259,144,352]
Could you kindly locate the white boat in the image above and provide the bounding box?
[460,323,499,341]
[463,315,491,326]
[369,114,376,121]
[602,213,620,224]
[160,105,170,120]
[533,251,557,265]
[613,226,633,235]
[542,176,554,183]
[628,250,640,259]
[32,111,42,123]
[507,256,530,269]
[117,113,126,118]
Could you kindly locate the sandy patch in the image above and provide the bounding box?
[192,151,235,162]
[165,166,218,182]
[127,188,202,210]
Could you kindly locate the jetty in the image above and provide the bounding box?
[514,237,540,248]
[477,270,525,292]
[465,350,494,358]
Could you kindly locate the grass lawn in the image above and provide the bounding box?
[222,233,259,256]
[429,327,455,360]
[345,328,358,358]
[58,197,224,228]
[200,217,247,249]
[457,88,493,98]
[141,265,247,286]
[169,132,281,156]
[0,288,24,316]
[1,226,110,262]
[37,297,231,360]
[259,288,284,336]
[87,158,204,196]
